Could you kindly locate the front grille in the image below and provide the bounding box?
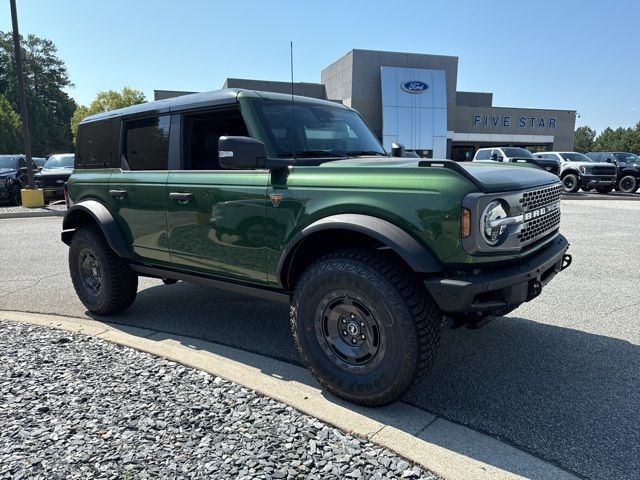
[519,184,563,211]
[591,166,616,175]
[517,208,561,243]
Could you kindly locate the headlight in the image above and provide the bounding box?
[579,166,587,174]
[481,200,509,245]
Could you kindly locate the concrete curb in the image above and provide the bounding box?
[0,310,579,480]
[0,210,65,219]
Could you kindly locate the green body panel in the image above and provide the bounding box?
[108,170,171,265]
[166,170,269,283]
[66,168,114,216]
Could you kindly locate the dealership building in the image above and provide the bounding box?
[156,49,576,160]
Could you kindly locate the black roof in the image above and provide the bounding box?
[81,88,347,125]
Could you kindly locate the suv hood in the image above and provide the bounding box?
[0,168,17,176]
[317,157,560,193]
[36,167,73,176]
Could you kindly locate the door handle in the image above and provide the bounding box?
[109,189,127,199]
[169,192,194,202]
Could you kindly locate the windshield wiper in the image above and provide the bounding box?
[346,150,387,157]
[277,150,346,158]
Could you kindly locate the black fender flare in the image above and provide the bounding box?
[560,168,579,178]
[276,213,442,287]
[618,168,640,179]
[61,200,130,259]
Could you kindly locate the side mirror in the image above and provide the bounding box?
[390,143,405,158]
[218,136,266,170]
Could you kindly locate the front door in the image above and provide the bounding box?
[108,115,171,265]
[166,106,269,284]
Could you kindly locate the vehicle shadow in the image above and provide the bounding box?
[96,281,639,480]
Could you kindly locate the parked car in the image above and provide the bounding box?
[472,147,560,175]
[0,154,30,205]
[534,152,617,193]
[586,152,640,193]
[62,89,571,406]
[34,153,74,200]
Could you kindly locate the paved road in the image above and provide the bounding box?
[1,200,638,480]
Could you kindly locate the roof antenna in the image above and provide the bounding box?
[290,41,295,159]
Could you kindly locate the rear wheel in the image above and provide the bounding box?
[595,186,614,194]
[290,249,441,406]
[69,227,138,315]
[618,175,638,193]
[562,174,580,193]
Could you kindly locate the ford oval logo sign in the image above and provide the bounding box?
[401,81,429,94]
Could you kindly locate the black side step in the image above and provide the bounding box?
[130,264,291,304]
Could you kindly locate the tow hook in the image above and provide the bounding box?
[527,280,542,301]
[561,254,572,270]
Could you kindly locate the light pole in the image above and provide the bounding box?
[10,0,35,190]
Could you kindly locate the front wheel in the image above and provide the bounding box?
[562,174,580,193]
[618,175,638,193]
[290,250,441,406]
[69,227,138,315]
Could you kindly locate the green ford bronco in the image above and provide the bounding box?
[63,89,571,406]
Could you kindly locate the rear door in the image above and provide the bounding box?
[108,115,171,265]
[166,106,270,284]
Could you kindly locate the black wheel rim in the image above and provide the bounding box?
[79,249,102,295]
[620,176,635,192]
[315,292,386,374]
[563,177,575,191]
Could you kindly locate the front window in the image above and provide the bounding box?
[560,153,594,162]
[44,154,75,169]
[502,148,534,159]
[0,156,18,170]
[252,99,386,159]
[614,153,640,164]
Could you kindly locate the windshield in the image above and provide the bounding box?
[253,99,386,159]
[44,154,74,169]
[614,153,640,164]
[502,148,534,159]
[0,156,18,170]
[560,152,594,162]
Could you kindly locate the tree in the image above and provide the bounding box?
[592,127,634,153]
[0,32,76,155]
[573,126,596,153]
[71,87,146,141]
[0,94,20,153]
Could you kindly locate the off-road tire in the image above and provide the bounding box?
[290,249,441,406]
[618,175,638,194]
[562,173,580,193]
[595,186,614,194]
[69,227,138,315]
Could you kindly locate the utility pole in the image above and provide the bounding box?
[10,0,35,189]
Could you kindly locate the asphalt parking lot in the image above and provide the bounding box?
[0,199,638,480]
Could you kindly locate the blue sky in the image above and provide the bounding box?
[1,0,638,133]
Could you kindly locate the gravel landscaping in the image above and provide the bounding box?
[0,320,439,480]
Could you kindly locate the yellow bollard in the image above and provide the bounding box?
[20,188,45,208]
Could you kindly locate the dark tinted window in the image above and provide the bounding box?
[614,153,640,163]
[503,147,534,158]
[123,116,170,171]
[183,108,249,170]
[76,120,115,168]
[586,153,601,162]
[475,150,490,160]
[560,153,594,162]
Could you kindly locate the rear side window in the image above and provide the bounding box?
[122,116,170,171]
[475,150,490,160]
[76,120,116,168]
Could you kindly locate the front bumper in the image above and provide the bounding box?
[424,234,571,316]
[580,175,616,186]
